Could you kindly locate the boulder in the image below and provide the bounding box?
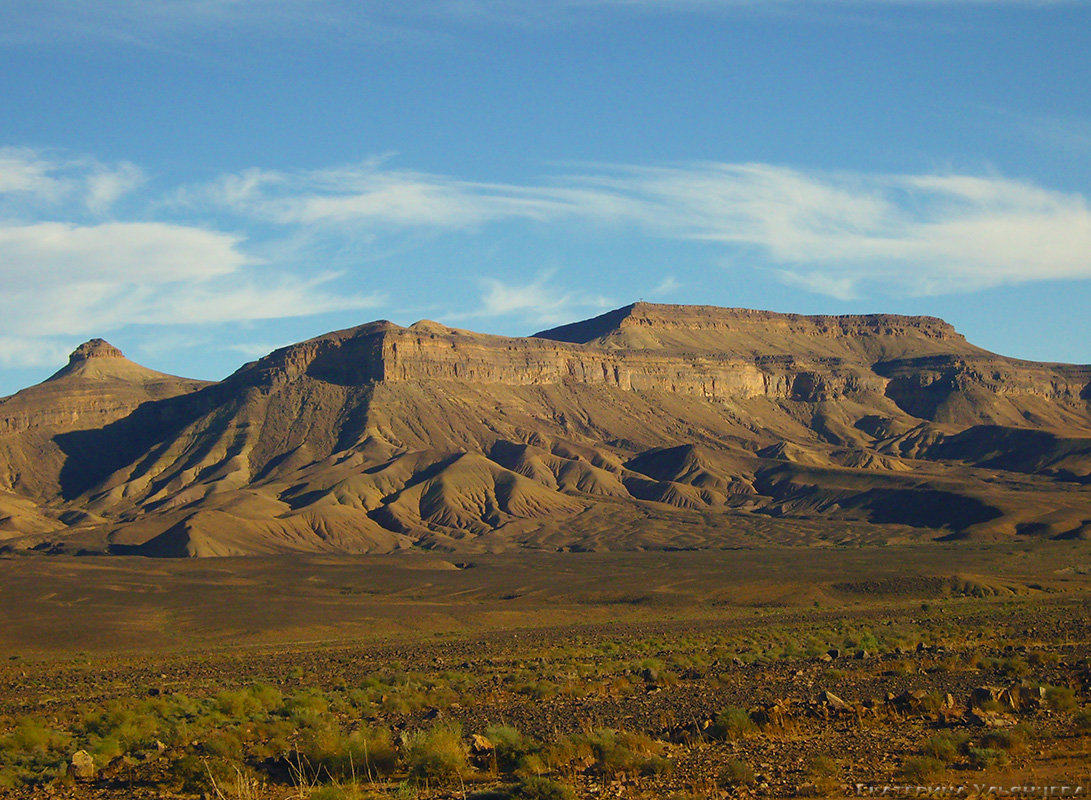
[820,690,853,712]
[69,750,95,782]
[471,734,495,754]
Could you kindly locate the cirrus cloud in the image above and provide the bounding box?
[6,146,1091,371]
[0,147,145,214]
[0,150,385,370]
[0,220,382,344]
[194,159,1091,300]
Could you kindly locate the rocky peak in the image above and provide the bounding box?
[68,339,124,363]
[44,338,197,387]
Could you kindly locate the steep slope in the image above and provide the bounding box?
[1,304,1089,556]
[0,340,209,527]
[0,339,209,437]
[537,303,1091,428]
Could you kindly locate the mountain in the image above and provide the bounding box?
[2,303,1090,556]
[0,340,210,542]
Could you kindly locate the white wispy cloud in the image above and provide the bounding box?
[649,275,681,296]
[0,336,74,370]
[0,148,390,369]
[462,272,613,325]
[576,164,1091,298]
[0,147,145,214]
[6,146,1091,367]
[0,221,248,283]
[0,219,382,361]
[85,163,146,215]
[196,159,1091,299]
[183,161,581,228]
[0,148,63,198]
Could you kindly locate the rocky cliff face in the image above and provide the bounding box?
[379,324,882,401]
[1,304,1089,557]
[226,303,1088,411]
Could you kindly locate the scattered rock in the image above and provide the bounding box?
[971,686,1002,707]
[471,734,494,754]
[820,690,853,712]
[69,750,95,782]
[970,709,1016,728]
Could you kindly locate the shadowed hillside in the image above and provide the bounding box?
[1,303,1089,556]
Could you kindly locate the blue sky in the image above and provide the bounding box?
[1,0,1089,394]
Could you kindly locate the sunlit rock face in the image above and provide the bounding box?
[1,303,1090,556]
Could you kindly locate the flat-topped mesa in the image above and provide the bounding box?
[379,317,886,400]
[535,303,968,359]
[229,307,882,401]
[620,302,960,335]
[225,303,1088,406]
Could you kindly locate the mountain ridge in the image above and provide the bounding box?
[1,303,1089,556]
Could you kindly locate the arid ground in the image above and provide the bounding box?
[3,543,1090,798]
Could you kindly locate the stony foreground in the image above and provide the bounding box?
[3,589,1090,799]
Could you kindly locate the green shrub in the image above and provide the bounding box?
[808,756,838,778]
[516,775,576,800]
[1026,650,1060,667]
[485,725,536,773]
[900,756,945,781]
[203,728,244,760]
[980,728,1025,754]
[80,701,161,756]
[172,754,244,794]
[286,691,331,727]
[249,683,284,711]
[346,728,398,778]
[1045,686,1077,712]
[0,718,72,788]
[998,657,1030,678]
[709,706,755,740]
[1075,707,1091,731]
[5,718,71,754]
[214,689,262,719]
[580,729,665,776]
[922,731,970,763]
[547,728,666,777]
[403,721,468,782]
[244,716,296,761]
[302,723,397,780]
[718,758,754,788]
[968,747,1009,768]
